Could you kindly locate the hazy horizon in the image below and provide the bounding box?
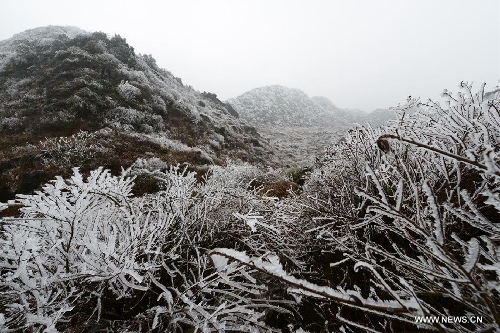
[1,0,499,111]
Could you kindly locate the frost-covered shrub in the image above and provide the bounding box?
[135,133,212,165]
[1,168,139,331]
[130,156,167,172]
[105,107,164,133]
[215,83,500,332]
[37,130,108,167]
[208,139,221,150]
[140,132,193,151]
[151,93,167,115]
[5,77,31,99]
[212,132,225,144]
[117,80,141,101]
[0,164,293,332]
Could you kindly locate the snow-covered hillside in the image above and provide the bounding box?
[227,85,396,165]
[227,85,347,127]
[228,85,396,129]
[0,26,275,200]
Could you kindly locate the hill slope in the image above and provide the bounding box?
[0,26,274,200]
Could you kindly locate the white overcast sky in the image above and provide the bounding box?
[1,0,499,111]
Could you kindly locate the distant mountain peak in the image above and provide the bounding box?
[226,85,398,165]
[228,85,396,128]
[228,85,346,128]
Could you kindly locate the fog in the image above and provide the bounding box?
[1,0,498,111]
